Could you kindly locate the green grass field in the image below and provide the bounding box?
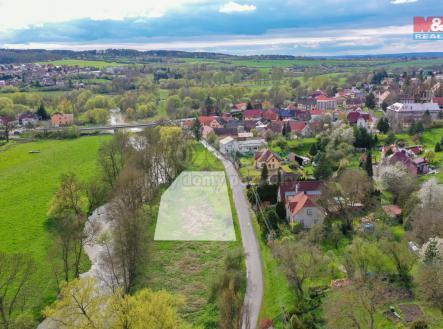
[0,136,110,315]
[37,59,126,68]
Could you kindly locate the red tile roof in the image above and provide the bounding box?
[262,109,278,121]
[287,192,317,216]
[316,95,335,101]
[289,121,307,133]
[310,109,326,116]
[244,109,263,119]
[347,111,371,124]
[198,115,218,126]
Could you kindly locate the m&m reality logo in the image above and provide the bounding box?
[413,17,443,40]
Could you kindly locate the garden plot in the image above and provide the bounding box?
[154,171,236,241]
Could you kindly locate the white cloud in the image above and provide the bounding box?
[219,1,256,13]
[391,0,418,5]
[0,0,204,31]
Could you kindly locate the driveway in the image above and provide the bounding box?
[202,141,263,329]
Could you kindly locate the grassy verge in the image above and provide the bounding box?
[249,210,296,322]
[0,136,111,316]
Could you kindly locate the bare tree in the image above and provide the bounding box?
[108,166,149,293]
[325,279,388,329]
[0,252,35,329]
[98,131,131,189]
[273,239,328,300]
[49,173,97,282]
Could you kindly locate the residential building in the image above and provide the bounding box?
[254,149,281,170]
[198,116,225,128]
[285,192,325,228]
[219,136,237,155]
[51,112,74,126]
[278,180,323,203]
[288,121,312,137]
[244,109,264,120]
[383,149,429,176]
[347,111,372,130]
[238,139,267,154]
[316,95,337,110]
[219,137,267,155]
[386,102,441,123]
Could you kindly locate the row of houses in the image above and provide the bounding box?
[0,112,74,127]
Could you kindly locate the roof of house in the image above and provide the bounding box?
[388,102,440,113]
[255,149,281,162]
[198,115,219,126]
[262,109,279,121]
[383,204,402,217]
[310,109,326,116]
[267,121,283,134]
[278,180,323,202]
[213,128,238,137]
[287,192,317,216]
[220,136,235,145]
[244,109,264,119]
[316,95,336,102]
[234,102,247,110]
[347,111,371,124]
[289,121,308,133]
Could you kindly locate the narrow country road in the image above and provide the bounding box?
[202,141,263,329]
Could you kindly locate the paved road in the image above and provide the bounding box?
[202,141,263,329]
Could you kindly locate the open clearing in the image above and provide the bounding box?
[155,171,235,241]
[0,136,110,315]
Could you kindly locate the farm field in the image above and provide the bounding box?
[0,136,111,315]
[37,59,126,68]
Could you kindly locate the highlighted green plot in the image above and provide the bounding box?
[154,171,236,241]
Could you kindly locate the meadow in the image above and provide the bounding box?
[37,59,126,68]
[140,143,243,327]
[0,136,110,315]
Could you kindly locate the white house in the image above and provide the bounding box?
[285,192,325,228]
[387,102,441,123]
[219,137,267,155]
[219,136,237,155]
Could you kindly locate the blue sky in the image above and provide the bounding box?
[0,0,442,55]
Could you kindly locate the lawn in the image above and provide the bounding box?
[140,143,243,327]
[0,136,110,316]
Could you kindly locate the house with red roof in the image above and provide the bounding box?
[285,192,325,228]
[262,109,279,121]
[244,109,264,121]
[316,95,337,110]
[384,149,429,176]
[347,111,372,130]
[309,109,327,120]
[254,149,281,171]
[198,116,224,128]
[288,121,312,137]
